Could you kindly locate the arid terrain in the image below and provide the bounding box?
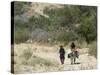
[12,2,97,74]
[13,43,97,74]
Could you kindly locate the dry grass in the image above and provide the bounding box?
[13,43,97,74]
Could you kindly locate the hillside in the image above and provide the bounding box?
[13,2,97,44]
[11,2,97,73]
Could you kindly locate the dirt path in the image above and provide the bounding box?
[14,44,97,73]
[58,48,97,71]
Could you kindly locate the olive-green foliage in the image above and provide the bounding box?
[14,28,30,44]
[56,30,78,44]
[21,47,33,60]
[78,6,97,43]
[14,1,31,16]
[14,2,97,44]
[28,15,50,31]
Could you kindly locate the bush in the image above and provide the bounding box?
[56,31,78,45]
[14,28,30,44]
[21,47,33,60]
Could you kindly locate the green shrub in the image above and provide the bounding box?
[21,48,33,60]
[56,31,78,45]
[14,28,30,44]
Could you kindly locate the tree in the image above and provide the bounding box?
[78,6,97,43]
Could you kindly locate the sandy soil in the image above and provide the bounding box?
[12,43,97,74]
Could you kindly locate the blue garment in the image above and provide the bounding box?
[59,48,65,59]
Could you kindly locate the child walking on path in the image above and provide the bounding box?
[59,45,65,65]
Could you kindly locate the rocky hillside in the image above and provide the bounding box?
[12,1,97,57]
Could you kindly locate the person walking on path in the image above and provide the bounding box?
[59,45,65,65]
[70,42,79,64]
